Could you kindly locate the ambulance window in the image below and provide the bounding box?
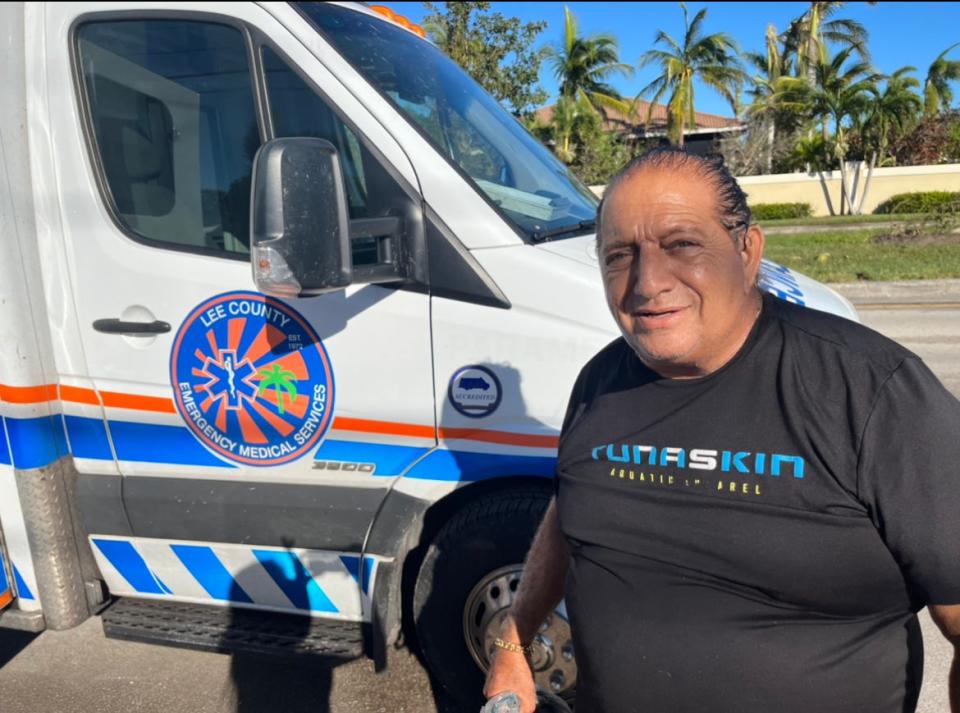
[76,20,260,257]
[261,46,411,267]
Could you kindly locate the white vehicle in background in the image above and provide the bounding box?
[0,1,857,707]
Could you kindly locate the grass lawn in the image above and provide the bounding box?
[764,228,960,282]
[759,213,922,228]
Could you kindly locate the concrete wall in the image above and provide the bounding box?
[737,163,960,216]
[591,163,960,216]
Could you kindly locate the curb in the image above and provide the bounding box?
[828,279,960,307]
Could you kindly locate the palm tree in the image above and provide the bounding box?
[863,67,922,165]
[546,5,633,117]
[781,1,869,84]
[777,48,880,212]
[550,94,593,163]
[924,43,960,118]
[745,24,799,172]
[637,3,744,147]
[778,48,878,147]
[257,364,298,415]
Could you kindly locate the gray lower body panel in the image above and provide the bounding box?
[90,476,388,551]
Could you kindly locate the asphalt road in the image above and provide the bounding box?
[0,302,957,713]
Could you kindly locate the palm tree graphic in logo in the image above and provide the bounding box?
[257,364,299,415]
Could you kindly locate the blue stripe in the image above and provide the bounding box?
[92,539,171,595]
[362,556,375,596]
[339,555,361,586]
[12,564,33,600]
[0,416,10,465]
[5,416,68,470]
[63,415,114,460]
[170,544,252,603]
[253,549,339,613]
[315,440,428,476]
[404,450,557,482]
[109,421,235,468]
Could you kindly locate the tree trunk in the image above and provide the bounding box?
[853,153,878,215]
[766,120,775,174]
[838,159,849,217]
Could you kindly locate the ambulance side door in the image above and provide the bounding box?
[42,2,435,608]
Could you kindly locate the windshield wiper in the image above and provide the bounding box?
[530,219,596,243]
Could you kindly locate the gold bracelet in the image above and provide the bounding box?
[493,637,532,655]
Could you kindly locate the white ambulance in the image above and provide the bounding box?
[0,1,856,706]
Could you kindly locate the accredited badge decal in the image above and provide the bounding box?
[448,365,502,418]
[170,291,335,466]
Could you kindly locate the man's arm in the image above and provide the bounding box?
[930,604,960,712]
[483,498,570,713]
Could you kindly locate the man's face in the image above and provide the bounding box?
[598,165,765,378]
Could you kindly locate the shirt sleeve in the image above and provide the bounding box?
[554,363,592,495]
[857,356,960,605]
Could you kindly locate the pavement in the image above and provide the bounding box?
[829,277,960,306]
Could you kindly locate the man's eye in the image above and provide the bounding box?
[604,251,631,267]
[667,240,699,250]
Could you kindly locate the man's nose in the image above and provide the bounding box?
[630,245,674,300]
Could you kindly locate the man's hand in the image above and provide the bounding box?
[930,604,960,712]
[483,641,537,713]
[481,499,570,712]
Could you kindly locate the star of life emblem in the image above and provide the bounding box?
[170,291,335,466]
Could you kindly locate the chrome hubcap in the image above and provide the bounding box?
[463,565,577,696]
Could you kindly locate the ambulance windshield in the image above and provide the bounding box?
[295,2,599,242]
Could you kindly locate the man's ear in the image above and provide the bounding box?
[741,224,765,285]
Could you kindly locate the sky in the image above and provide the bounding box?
[393,2,960,118]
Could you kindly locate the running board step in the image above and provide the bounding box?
[101,598,364,660]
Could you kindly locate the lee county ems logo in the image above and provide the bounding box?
[448,365,502,418]
[170,291,335,466]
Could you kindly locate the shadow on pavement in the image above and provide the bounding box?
[0,629,37,670]
[222,545,344,713]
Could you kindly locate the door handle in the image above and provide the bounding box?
[93,318,171,336]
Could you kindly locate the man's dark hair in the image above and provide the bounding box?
[596,147,752,242]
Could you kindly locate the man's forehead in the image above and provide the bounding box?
[598,167,728,244]
[606,165,716,210]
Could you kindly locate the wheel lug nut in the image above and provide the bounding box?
[550,670,565,691]
[562,644,575,661]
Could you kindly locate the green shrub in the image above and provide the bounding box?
[874,191,960,214]
[750,203,813,220]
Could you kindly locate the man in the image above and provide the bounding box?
[483,148,960,713]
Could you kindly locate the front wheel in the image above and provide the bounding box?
[412,489,577,708]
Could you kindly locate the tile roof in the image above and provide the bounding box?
[534,100,744,134]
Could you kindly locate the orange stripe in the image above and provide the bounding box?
[237,404,268,444]
[332,416,435,440]
[228,317,246,353]
[440,427,559,449]
[58,385,100,405]
[214,399,228,433]
[255,349,308,381]
[257,390,309,420]
[244,324,285,365]
[1,383,555,448]
[330,417,557,449]
[0,384,58,404]
[206,331,220,362]
[246,396,296,438]
[99,391,176,413]
[0,590,12,609]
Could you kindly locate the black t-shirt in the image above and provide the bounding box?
[556,293,960,713]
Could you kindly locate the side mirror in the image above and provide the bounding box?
[250,137,351,297]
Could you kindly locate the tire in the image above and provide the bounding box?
[412,488,576,709]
